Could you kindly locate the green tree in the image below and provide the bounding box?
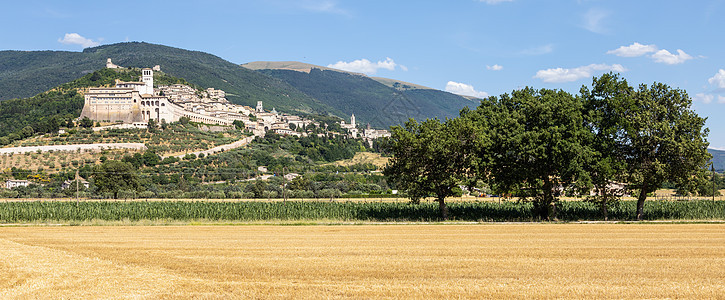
[20,126,34,139]
[233,120,244,130]
[384,118,476,220]
[245,179,268,198]
[586,76,710,220]
[147,119,158,133]
[80,117,94,128]
[92,160,140,198]
[481,88,592,220]
[580,73,632,220]
[142,150,161,166]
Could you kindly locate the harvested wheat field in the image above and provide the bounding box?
[1,224,724,299]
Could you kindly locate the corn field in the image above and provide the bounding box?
[0,200,724,223]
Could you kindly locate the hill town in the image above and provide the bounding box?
[82,58,390,142]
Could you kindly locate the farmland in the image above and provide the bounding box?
[1,200,724,223]
[1,224,723,298]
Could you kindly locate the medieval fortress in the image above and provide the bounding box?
[81,59,389,141]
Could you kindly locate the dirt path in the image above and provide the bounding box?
[0,143,146,154]
[170,135,255,158]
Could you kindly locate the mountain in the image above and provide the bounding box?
[708,148,725,172]
[0,42,334,115]
[242,61,477,128]
[1,43,476,129]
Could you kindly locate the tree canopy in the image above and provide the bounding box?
[582,74,710,220]
[384,74,710,221]
[471,88,592,220]
[92,160,140,198]
[384,118,478,219]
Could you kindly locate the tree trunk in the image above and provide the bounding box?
[636,188,647,221]
[549,201,557,221]
[437,197,448,221]
[601,201,608,221]
[542,178,556,221]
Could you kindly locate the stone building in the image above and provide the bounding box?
[81,62,236,126]
[81,59,319,133]
[5,179,30,189]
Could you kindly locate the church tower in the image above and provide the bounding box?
[141,68,153,94]
[256,101,264,113]
[350,114,356,127]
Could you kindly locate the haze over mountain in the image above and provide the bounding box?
[709,148,725,172]
[0,42,332,116]
[1,42,476,128]
[243,61,477,127]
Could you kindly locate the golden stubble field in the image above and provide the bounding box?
[1,224,724,299]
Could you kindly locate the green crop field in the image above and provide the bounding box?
[1,200,724,223]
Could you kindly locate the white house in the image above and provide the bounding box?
[5,179,30,189]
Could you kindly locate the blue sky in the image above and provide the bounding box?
[2,0,725,147]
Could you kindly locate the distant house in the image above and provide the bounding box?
[5,179,30,189]
[61,179,90,190]
[272,128,302,137]
[284,173,300,181]
[590,181,629,197]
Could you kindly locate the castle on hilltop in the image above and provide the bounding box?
[81,60,251,126]
[80,59,321,137]
[81,59,388,143]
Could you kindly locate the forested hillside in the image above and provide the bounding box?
[0,42,334,115]
[256,68,475,128]
[709,148,725,171]
[2,42,475,129]
[0,68,198,144]
[0,68,141,143]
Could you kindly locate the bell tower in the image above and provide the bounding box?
[141,68,153,94]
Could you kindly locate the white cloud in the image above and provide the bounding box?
[58,33,99,48]
[479,0,513,4]
[445,81,489,98]
[708,69,725,89]
[486,64,503,71]
[606,42,657,57]
[651,49,693,65]
[694,70,725,104]
[695,93,714,104]
[607,42,696,65]
[534,63,626,83]
[327,57,398,75]
[582,8,610,34]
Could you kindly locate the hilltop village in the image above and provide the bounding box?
[82,59,390,141]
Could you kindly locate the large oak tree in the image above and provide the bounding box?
[383,118,479,220]
[582,73,710,220]
[475,88,592,220]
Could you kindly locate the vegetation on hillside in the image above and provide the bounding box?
[2,42,481,128]
[0,42,335,115]
[1,119,390,200]
[0,67,136,144]
[258,68,475,128]
[0,67,205,145]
